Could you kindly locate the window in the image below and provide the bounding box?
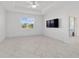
[20,17,34,29]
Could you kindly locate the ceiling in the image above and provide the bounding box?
[0,1,59,15]
[0,1,79,15]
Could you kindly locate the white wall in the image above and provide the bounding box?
[5,2,79,44]
[44,3,79,43]
[0,7,6,41]
[6,11,43,38]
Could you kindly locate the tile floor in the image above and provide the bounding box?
[0,35,79,58]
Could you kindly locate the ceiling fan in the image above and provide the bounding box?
[28,1,39,8]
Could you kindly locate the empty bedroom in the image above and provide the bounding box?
[0,0,79,58]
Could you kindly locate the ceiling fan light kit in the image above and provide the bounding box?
[31,1,39,8]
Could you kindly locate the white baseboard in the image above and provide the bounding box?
[6,34,43,39]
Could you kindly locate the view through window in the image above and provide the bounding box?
[20,17,34,29]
